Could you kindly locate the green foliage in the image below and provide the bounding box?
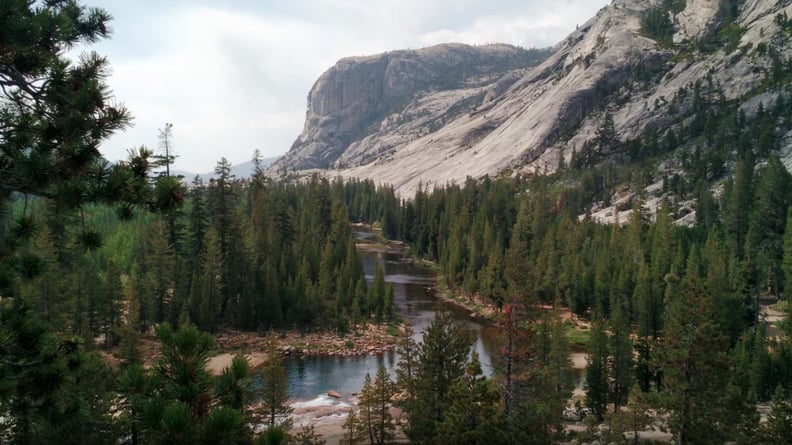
[641,6,675,46]
[348,367,396,445]
[784,206,792,299]
[257,336,293,429]
[397,311,473,444]
[437,352,505,444]
[216,355,253,411]
[118,324,253,444]
[761,386,792,445]
[0,3,186,443]
[606,385,658,445]
[0,299,117,444]
[201,406,249,445]
[585,317,609,421]
[653,256,744,445]
[609,303,634,411]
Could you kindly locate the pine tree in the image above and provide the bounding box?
[18,226,68,328]
[586,316,609,421]
[140,219,176,326]
[506,313,572,445]
[746,155,792,295]
[724,154,755,259]
[0,300,117,444]
[124,324,252,444]
[356,367,396,445]
[371,260,386,324]
[99,261,124,347]
[341,408,366,445]
[400,311,473,444]
[762,386,792,445]
[119,275,143,366]
[0,0,158,298]
[607,385,657,445]
[609,302,634,412]
[195,227,224,331]
[0,4,181,442]
[782,206,792,299]
[216,355,253,411]
[384,283,395,322]
[395,325,419,406]
[655,249,732,445]
[497,303,535,419]
[437,352,505,444]
[258,336,293,429]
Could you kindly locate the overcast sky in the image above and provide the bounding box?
[89,0,610,174]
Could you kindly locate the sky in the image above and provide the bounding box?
[88,0,610,174]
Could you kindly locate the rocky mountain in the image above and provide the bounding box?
[273,0,792,205]
[270,43,553,171]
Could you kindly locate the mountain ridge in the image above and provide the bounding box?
[173,156,279,183]
[273,0,792,208]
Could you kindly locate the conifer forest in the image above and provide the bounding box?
[2,1,792,444]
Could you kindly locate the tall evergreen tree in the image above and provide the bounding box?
[139,219,176,326]
[195,227,223,331]
[258,336,293,429]
[586,316,609,421]
[0,300,117,444]
[782,206,792,299]
[371,260,387,324]
[437,352,505,444]
[655,249,732,445]
[762,386,792,445]
[0,3,179,442]
[354,367,396,445]
[399,311,473,444]
[609,302,634,412]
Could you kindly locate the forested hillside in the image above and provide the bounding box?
[338,149,792,443]
[3,0,792,444]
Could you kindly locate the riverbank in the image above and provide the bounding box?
[214,323,400,359]
[351,222,407,255]
[434,281,499,323]
[114,321,402,377]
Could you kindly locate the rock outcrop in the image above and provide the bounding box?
[271,43,552,171]
[273,0,792,197]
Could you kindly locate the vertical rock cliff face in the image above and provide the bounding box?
[272,44,552,171]
[273,0,792,197]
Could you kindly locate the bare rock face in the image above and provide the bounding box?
[273,43,550,171]
[273,0,792,197]
[674,0,723,43]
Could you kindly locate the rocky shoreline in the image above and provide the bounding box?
[213,322,401,362]
[434,282,499,324]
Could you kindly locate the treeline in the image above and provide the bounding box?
[343,309,575,445]
[341,159,792,443]
[13,161,404,340]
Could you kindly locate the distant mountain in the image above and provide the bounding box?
[173,156,279,183]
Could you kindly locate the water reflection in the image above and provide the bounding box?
[284,239,499,402]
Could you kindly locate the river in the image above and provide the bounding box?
[284,228,500,405]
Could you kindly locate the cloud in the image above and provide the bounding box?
[419,1,606,48]
[94,0,609,174]
[99,6,325,172]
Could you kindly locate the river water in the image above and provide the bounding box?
[284,229,500,405]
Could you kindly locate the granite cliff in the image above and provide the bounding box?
[273,0,792,201]
[272,43,552,171]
